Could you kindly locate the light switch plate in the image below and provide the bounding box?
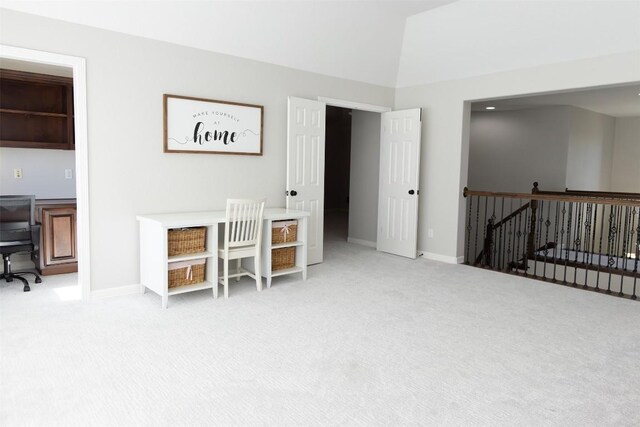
[65,169,73,179]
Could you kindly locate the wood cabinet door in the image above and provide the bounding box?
[42,207,77,265]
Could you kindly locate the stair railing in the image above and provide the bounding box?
[463,183,640,300]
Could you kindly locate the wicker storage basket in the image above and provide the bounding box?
[272,220,297,244]
[272,247,295,271]
[168,259,205,288]
[168,227,206,256]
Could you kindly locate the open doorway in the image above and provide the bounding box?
[0,46,90,301]
[323,106,381,249]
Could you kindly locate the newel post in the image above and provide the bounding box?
[527,182,539,260]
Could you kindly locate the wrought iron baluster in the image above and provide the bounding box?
[474,195,480,266]
[465,193,473,264]
[507,199,522,271]
[497,197,505,270]
[512,202,522,273]
[505,198,513,271]
[542,200,551,280]
[523,204,530,277]
[572,202,583,287]
[552,201,560,283]
[596,204,605,290]
[619,206,631,296]
[633,206,639,300]
[606,205,617,294]
[562,202,573,285]
[533,200,545,278]
[582,203,593,289]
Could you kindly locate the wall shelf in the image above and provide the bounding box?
[168,281,215,296]
[0,69,75,150]
[168,251,214,262]
[0,108,68,118]
[271,241,304,249]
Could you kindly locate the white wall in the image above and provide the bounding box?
[348,110,380,244]
[0,9,395,291]
[394,50,640,262]
[0,148,76,198]
[468,106,570,193]
[565,108,615,191]
[611,117,640,193]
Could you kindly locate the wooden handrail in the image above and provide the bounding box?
[463,187,640,207]
[492,202,530,229]
[540,188,640,199]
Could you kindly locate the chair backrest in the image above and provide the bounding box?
[0,195,36,242]
[223,199,266,250]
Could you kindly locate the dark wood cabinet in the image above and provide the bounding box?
[0,69,74,150]
[34,201,78,275]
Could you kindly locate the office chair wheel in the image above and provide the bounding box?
[23,284,30,292]
[35,277,42,284]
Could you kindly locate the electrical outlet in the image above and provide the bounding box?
[14,168,22,179]
[65,169,73,179]
[428,228,434,238]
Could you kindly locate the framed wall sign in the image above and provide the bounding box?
[163,94,264,155]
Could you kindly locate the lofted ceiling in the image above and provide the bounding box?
[0,0,458,87]
[0,0,638,88]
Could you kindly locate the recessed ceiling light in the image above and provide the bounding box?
[485,106,496,110]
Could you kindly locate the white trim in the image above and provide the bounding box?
[347,237,376,248]
[420,251,464,264]
[0,45,91,301]
[91,284,143,300]
[317,96,391,113]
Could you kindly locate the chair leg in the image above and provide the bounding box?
[223,258,229,299]
[255,253,262,292]
[236,259,241,282]
[13,275,30,292]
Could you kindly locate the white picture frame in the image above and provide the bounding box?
[163,94,263,155]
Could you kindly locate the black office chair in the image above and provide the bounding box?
[0,195,42,292]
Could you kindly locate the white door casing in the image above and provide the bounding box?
[376,108,422,258]
[286,97,326,265]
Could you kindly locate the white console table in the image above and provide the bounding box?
[137,208,310,308]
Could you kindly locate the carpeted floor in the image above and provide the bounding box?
[1,236,638,426]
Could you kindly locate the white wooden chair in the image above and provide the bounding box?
[218,199,266,298]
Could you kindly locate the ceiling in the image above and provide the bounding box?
[472,84,640,118]
[0,0,458,87]
[0,1,638,88]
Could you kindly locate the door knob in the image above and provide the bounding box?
[408,190,415,195]
[290,190,298,196]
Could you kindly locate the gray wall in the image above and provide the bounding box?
[0,148,76,198]
[348,110,380,245]
[565,107,615,191]
[0,9,394,291]
[468,106,570,193]
[611,117,640,193]
[394,51,638,261]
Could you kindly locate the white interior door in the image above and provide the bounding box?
[376,108,422,258]
[286,96,326,265]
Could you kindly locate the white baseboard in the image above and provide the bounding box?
[347,237,376,248]
[420,251,464,264]
[91,284,142,300]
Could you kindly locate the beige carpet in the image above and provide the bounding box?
[1,238,639,426]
